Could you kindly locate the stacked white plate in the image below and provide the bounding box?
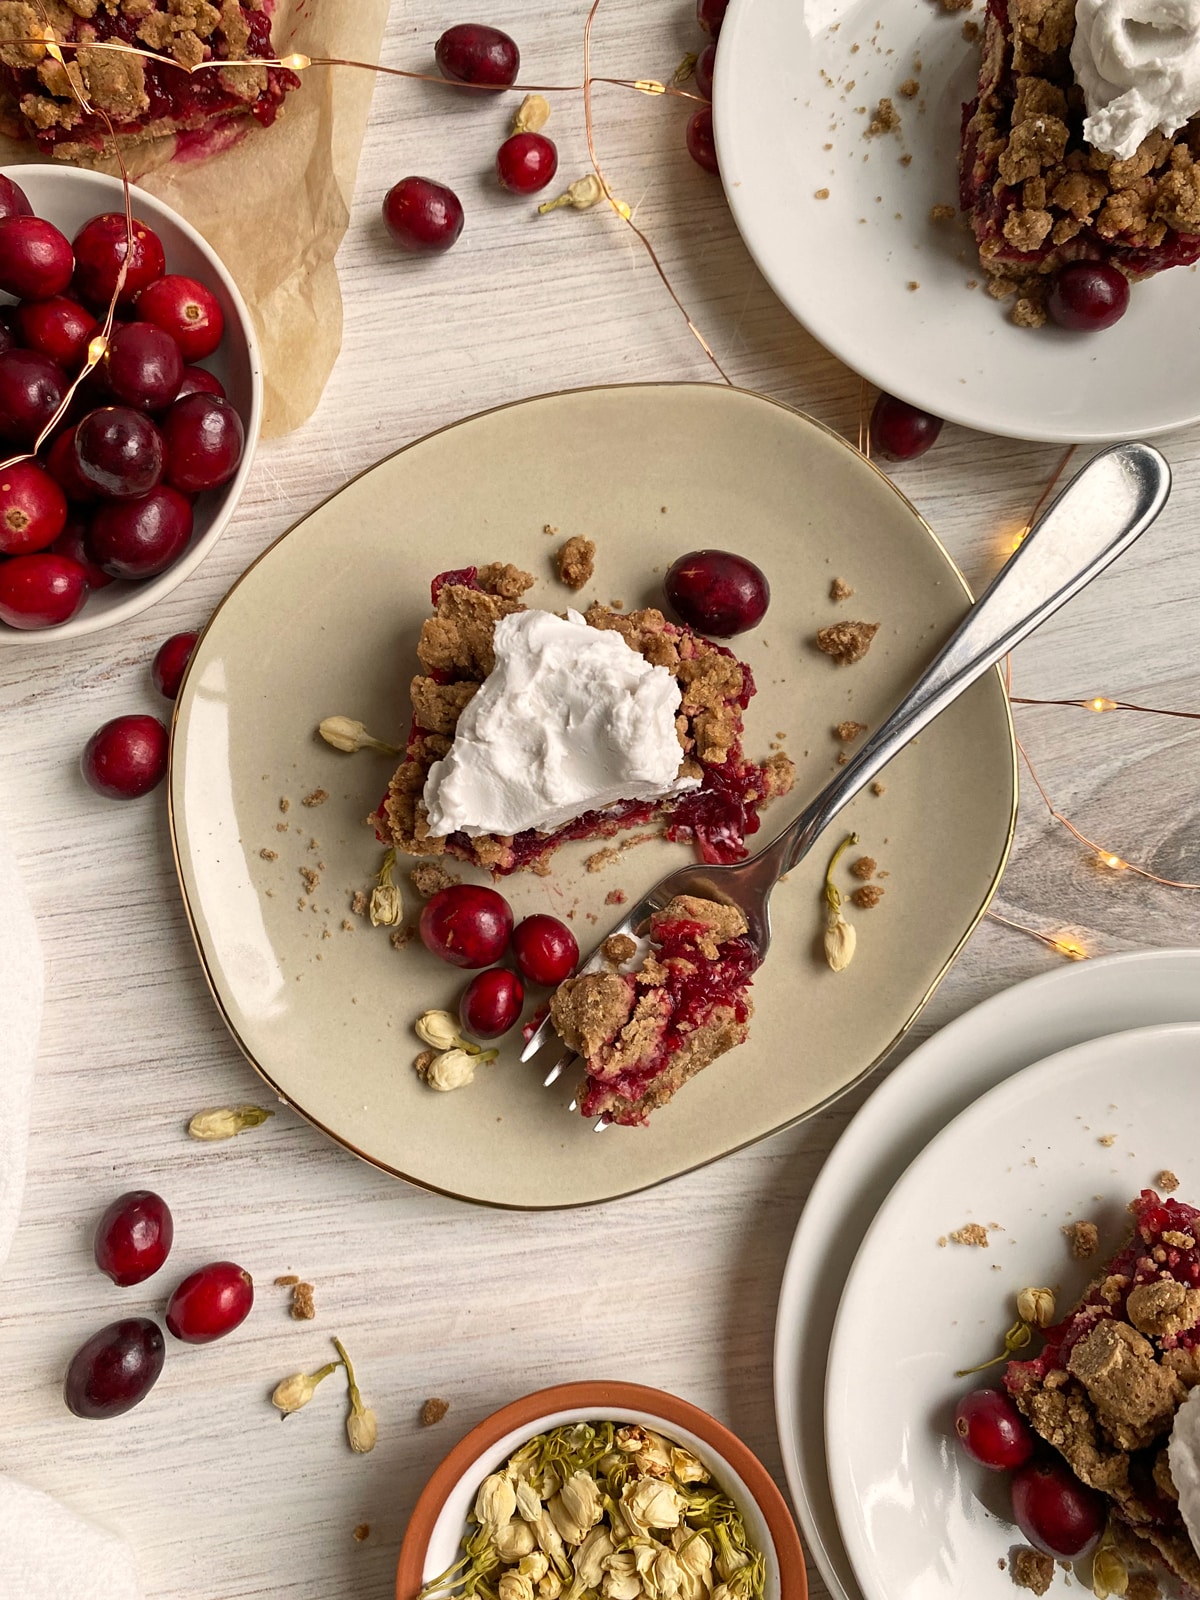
[773,949,1200,1600]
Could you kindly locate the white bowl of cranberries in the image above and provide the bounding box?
[0,163,261,642]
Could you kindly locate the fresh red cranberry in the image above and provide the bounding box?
[420,883,514,969]
[51,512,113,588]
[72,214,165,310]
[697,0,728,36]
[45,424,96,501]
[165,1261,253,1344]
[81,714,169,799]
[869,392,944,461]
[0,216,74,300]
[74,407,164,499]
[460,967,525,1039]
[152,630,198,699]
[0,173,32,221]
[1010,1456,1105,1560]
[0,460,67,555]
[15,296,98,368]
[665,549,769,636]
[497,132,559,194]
[953,1388,1035,1471]
[0,348,67,445]
[135,274,225,362]
[383,177,465,255]
[161,394,243,493]
[0,552,87,628]
[686,107,719,174]
[102,321,184,412]
[94,1190,174,1287]
[435,22,520,87]
[1047,262,1130,332]
[176,365,226,401]
[512,914,579,986]
[88,485,192,579]
[64,1317,165,1419]
[695,41,717,100]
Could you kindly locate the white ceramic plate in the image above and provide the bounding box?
[714,0,1200,443]
[773,947,1200,1600]
[0,164,261,643]
[825,1019,1200,1600]
[169,383,1015,1209]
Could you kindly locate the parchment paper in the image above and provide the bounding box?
[0,1,392,436]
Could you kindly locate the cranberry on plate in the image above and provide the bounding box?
[1047,262,1130,332]
[1010,1455,1105,1560]
[383,177,465,256]
[434,22,520,87]
[512,914,579,986]
[664,549,769,637]
[160,394,244,493]
[0,216,74,300]
[0,460,68,556]
[496,132,558,195]
[953,1387,1035,1471]
[420,883,514,969]
[88,485,193,580]
[72,213,166,309]
[81,714,169,799]
[64,1317,165,1419]
[136,274,225,362]
[152,631,199,700]
[94,1190,174,1287]
[460,967,525,1039]
[165,1261,254,1344]
[0,552,88,629]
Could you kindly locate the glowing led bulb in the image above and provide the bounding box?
[1088,697,1117,712]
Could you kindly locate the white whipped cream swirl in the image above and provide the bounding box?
[1169,1384,1200,1557]
[422,609,699,838]
[1072,0,1200,162]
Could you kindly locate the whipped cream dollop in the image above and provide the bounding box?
[1169,1384,1200,1557]
[1072,0,1200,161]
[422,609,699,838]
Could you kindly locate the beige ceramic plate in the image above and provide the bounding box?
[169,384,1016,1208]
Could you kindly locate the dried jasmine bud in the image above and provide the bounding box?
[187,1105,275,1141]
[672,52,698,84]
[513,93,551,133]
[476,1473,519,1528]
[333,1337,377,1454]
[537,174,630,218]
[417,1047,497,1092]
[1092,1543,1129,1597]
[317,716,400,755]
[494,1520,537,1562]
[822,833,858,973]
[416,1009,473,1052]
[370,848,402,927]
[271,1359,341,1415]
[1016,1286,1056,1329]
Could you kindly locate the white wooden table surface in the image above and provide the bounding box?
[4,2,1200,1597]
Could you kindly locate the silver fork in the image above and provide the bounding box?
[521,441,1172,1119]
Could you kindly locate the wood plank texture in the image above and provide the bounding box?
[3,3,1200,1598]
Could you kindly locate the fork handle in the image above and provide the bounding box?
[765,440,1171,878]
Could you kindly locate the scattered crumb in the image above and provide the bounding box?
[300,866,321,894]
[815,187,830,199]
[851,884,885,908]
[898,77,919,97]
[949,1223,989,1247]
[930,203,956,221]
[421,1397,450,1426]
[259,848,278,861]
[850,856,877,879]
[556,535,596,590]
[391,926,418,951]
[835,751,849,766]
[354,1524,370,1542]
[864,98,900,137]
[963,17,980,38]
[1011,1546,1053,1595]
[409,862,459,900]
[815,620,879,665]
[543,523,559,535]
[351,890,369,917]
[871,781,886,795]
[1064,1220,1099,1259]
[1160,1169,1181,1193]
[834,720,867,742]
[604,889,627,906]
[298,897,308,910]
[302,789,328,808]
[414,1048,435,1077]
[603,933,638,966]
[290,1282,316,1321]
[274,1274,300,1287]
[937,1235,948,1247]
[276,822,289,832]
[341,919,354,932]
[279,797,290,813]
[900,153,913,165]
[1099,1133,1117,1147]
[907,280,920,291]
[585,832,657,873]
[830,576,853,601]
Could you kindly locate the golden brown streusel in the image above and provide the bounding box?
[1064,1219,1099,1259]
[602,933,639,967]
[816,620,879,665]
[421,1397,450,1426]
[949,1223,989,1247]
[930,203,957,220]
[259,848,277,861]
[605,889,627,905]
[302,789,328,807]
[290,1282,315,1321]
[899,77,920,97]
[851,884,885,908]
[865,97,901,137]
[274,1274,299,1287]
[1159,1169,1181,1193]
[409,862,460,900]
[834,720,867,742]
[556,535,596,590]
[353,1524,370,1542]
[830,576,854,601]
[391,926,417,951]
[1010,1546,1054,1595]
[850,855,877,879]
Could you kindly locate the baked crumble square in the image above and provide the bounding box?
[374,564,794,877]
[0,0,301,161]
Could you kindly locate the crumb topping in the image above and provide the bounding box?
[830,576,854,601]
[816,620,879,665]
[602,933,638,966]
[950,1223,990,1247]
[421,1397,450,1426]
[1066,1219,1100,1259]
[850,855,877,879]
[1010,1546,1054,1595]
[555,535,596,590]
[834,720,867,742]
[409,862,460,900]
[851,884,884,908]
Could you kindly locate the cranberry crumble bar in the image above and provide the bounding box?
[959,0,1200,323]
[0,0,301,161]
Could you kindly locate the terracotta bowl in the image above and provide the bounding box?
[396,1381,808,1600]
